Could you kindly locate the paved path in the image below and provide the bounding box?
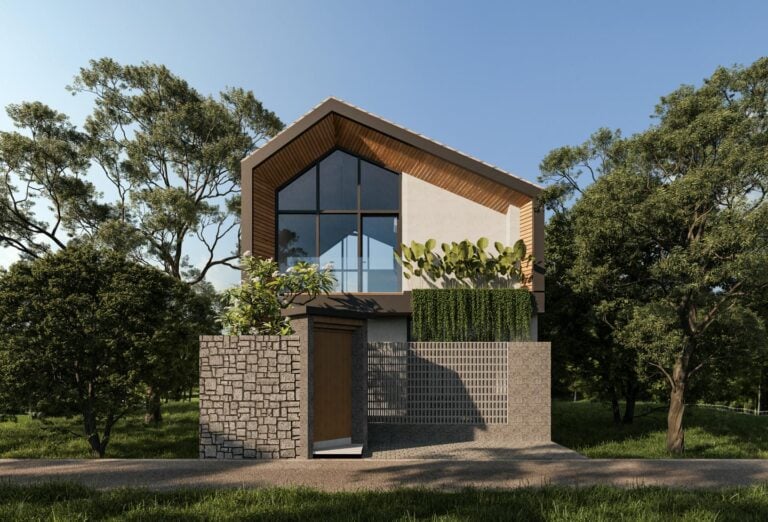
[368,441,586,460]
[3,458,768,491]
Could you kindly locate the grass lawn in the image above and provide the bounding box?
[3,398,768,459]
[553,400,768,458]
[0,399,198,459]
[2,483,768,521]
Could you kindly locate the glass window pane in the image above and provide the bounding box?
[277,214,316,271]
[319,150,357,210]
[361,161,399,210]
[319,214,358,292]
[278,167,316,211]
[362,216,400,292]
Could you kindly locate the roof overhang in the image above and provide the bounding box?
[242,97,541,198]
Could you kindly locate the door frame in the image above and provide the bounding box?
[309,316,366,455]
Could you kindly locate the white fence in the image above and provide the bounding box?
[367,342,509,425]
[691,403,768,416]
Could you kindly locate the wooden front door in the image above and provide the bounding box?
[313,327,353,443]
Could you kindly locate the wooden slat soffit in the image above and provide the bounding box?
[250,113,533,260]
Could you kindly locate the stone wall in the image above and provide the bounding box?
[199,335,303,459]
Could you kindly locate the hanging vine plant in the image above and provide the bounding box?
[402,237,536,342]
[412,288,534,342]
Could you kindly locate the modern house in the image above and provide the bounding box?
[199,98,549,459]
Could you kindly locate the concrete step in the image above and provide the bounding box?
[313,443,364,458]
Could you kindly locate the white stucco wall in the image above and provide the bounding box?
[367,317,409,343]
[400,173,521,291]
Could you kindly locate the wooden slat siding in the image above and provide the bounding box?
[251,116,336,258]
[532,205,545,296]
[334,115,531,210]
[519,199,534,289]
[250,112,532,260]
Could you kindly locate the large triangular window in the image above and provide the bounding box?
[276,150,401,292]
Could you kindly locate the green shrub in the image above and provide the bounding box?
[220,255,335,335]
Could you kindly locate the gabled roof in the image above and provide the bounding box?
[241,97,541,197]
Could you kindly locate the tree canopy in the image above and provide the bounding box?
[0,244,213,457]
[0,58,284,283]
[540,57,768,452]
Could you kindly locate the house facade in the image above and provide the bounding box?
[199,98,549,458]
[242,97,544,330]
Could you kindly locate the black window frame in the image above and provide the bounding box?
[275,148,402,293]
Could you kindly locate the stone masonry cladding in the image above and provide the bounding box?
[199,335,302,459]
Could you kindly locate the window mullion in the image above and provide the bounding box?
[277,151,400,293]
[358,158,364,292]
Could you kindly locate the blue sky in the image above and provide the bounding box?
[1,1,766,288]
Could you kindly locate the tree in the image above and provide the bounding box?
[141,277,218,424]
[221,255,335,335]
[1,58,285,272]
[539,130,643,424]
[69,57,284,283]
[0,102,108,258]
[541,210,642,423]
[546,58,768,453]
[0,59,283,421]
[1,58,284,282]
[0,244,209,456]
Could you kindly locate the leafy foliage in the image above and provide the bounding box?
[411,288,532,342]
[396,237,530,288]
[0,102,108,258]
[0,58,283,284]
[540,58,768,452]
[69,58,284,283]
[0,244,209,457]
[538,124,636,413]
[220,255,335,335]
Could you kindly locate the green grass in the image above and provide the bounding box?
[553,400,768,458]
[3,398,768,460]
[2,483,768,521]
[0,399,198,459]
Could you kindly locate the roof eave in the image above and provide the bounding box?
[241,97,542,198]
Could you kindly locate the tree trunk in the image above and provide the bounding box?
[667,359,687,454]
[610,389,622,425]
[86,432,106,458]
[144,386,162,424]
[83,407,106,458]
[622,382,638,424]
